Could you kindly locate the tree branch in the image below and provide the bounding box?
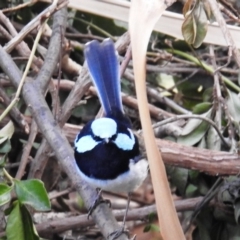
[0,16,128,240]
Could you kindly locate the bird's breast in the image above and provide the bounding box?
[74,141,139,180]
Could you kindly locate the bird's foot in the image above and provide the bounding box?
[88,189,111,218]
[108,227,130,240]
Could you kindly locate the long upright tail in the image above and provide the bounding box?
[84,39,123,116]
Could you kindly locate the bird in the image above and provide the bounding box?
[74,39,148,239]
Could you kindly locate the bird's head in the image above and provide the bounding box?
[91,118,117,144]
[74,117,136,154]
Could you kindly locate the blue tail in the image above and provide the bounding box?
[84,39,123,116]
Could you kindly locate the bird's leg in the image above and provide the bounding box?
[108,192,132,240]
[88,188,111,218]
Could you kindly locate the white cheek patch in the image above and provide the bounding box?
[91,118,117,138]
[114,129,135,150]
[75,135,98,153]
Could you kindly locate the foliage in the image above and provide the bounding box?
[0,131,50,240]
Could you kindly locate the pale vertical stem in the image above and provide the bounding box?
[129,0,185,239]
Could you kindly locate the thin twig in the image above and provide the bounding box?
[4,0,67,53]
[207,0,240,67]
[2,0,37,13]
[0,87,29,133]
[0,19,47,123]
[152,114,229,147]
[15,120,38,179]
[209,45,222,150]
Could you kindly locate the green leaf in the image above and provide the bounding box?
[0,154,7,167]
[207,125,221,151]
[147,212,158,222]
[227,90,240,124]
[0,139,12,154]
[143,224,160,232]
[192,102,212,114]
[189,170,199,180]
[180,117,202,136]
[182,1,208,48]
[186,184,198,197]
[0,183,13,206]
[202,87,213,102]
[169,167,188,196]
[20,204,39,240]
[6,202,24,240]
[182,11,196,45]
[192,1,208,48]
[197,136,207,149]
[6,201,39,240]
[180,120,209,146]
[177,108,212,146]
[14,179,51,211]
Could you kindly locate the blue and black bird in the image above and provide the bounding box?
[74,39,148,237]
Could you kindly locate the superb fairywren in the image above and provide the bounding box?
[74,39,148,238]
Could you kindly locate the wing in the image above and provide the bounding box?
[84,39,123,116]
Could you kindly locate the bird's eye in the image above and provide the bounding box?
[111,134,117,140]
[93,135,102,141]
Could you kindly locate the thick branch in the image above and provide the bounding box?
[157,138,239,175]
[0,27,127,240]
[64,123,240,176]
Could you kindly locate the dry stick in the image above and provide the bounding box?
[28,6,73,176]
[123,70,186,115]
[0,11,41,71]
[0,87,29,133]
[120,44,132,77]
[35,196,205,237]
[1,19,48,180]
[50,79,174,120]
[0,19,47,123]
[146,87,190,114]
[28,70,91,179]
[4,0,68,53]
[49,80,61,122]
[129,0,185,239]
[207,0,240,67]
[91,87,174,120]
[210,45,222,150]
[15,120,38,179]
[2,0,37,13]
[53,26,63,121]
[27,7,70,180]
[0,25,13,40]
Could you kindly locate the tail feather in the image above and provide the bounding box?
[84,39,123,116]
